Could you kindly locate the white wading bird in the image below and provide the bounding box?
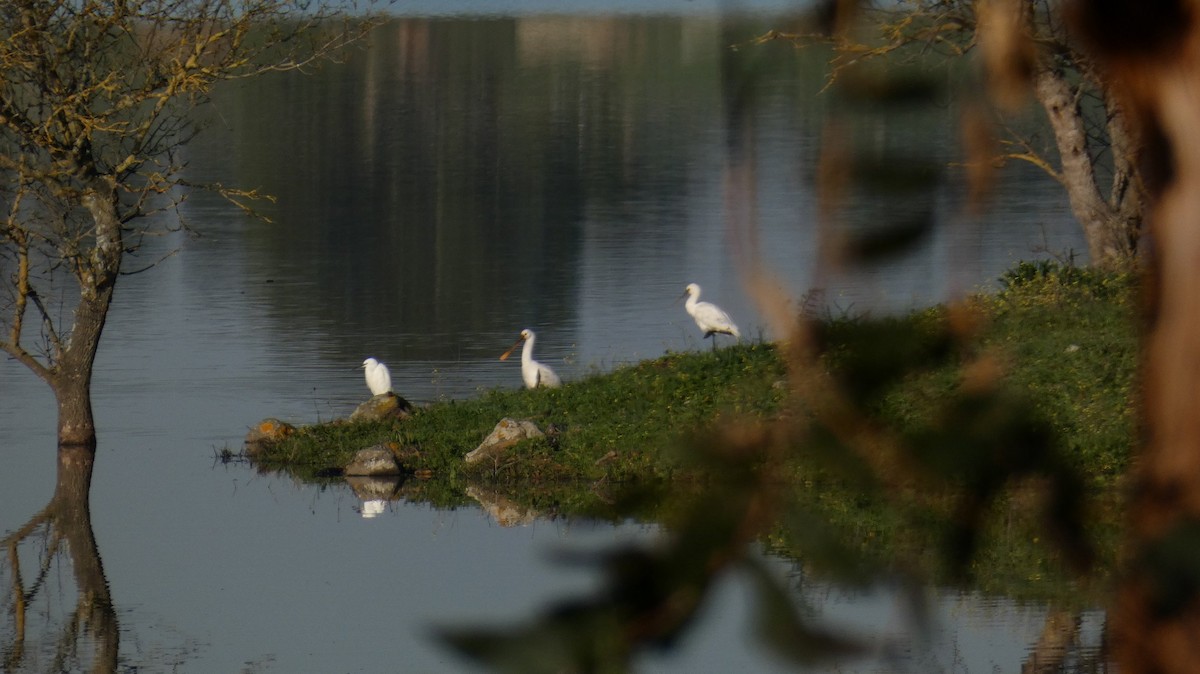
[361,357,393,396]
[682,282,741,349]
[500,328,562,389]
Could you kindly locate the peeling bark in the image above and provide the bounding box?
[50,186,122,447]
[1034,68,1141,268]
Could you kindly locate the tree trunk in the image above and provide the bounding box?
[53,367,98,448]
[1034,68,1140,268]
[52,185,122,447]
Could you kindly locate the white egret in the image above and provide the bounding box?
[682,282,741,349]
[499,328,562,389]
[361,357,393,396]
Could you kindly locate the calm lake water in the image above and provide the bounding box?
[0,6,1100,673]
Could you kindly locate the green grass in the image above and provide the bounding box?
[250,342,789,485]
[253,262,1138,490]
[983,261,1139,477]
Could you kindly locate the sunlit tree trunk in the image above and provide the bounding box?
[1034,68,1143,269]
[52,369,99,448]
[51,186,122,447]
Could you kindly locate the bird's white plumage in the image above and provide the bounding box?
[500,328,561,389]
[683,283,740,345]
[361,357,393,396]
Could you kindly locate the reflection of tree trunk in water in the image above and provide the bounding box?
[1020,608,1080,673]
[2,445,118,673]
[59,445,119,673]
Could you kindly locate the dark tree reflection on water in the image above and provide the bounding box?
[2,446,118,673]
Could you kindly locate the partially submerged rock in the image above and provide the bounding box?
[350,392,414,423]
[244,418,297,455]
[346,475,402,500]
[345,444,403,476]
[464,418,545,464]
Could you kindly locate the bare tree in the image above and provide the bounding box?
[762,0,1147,269]
[0,1,375,447]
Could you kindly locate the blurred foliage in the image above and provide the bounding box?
[440,428,864,673]
[431,258,1130,670]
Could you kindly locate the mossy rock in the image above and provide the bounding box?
[350,393,414,422]
[244,418,298,455]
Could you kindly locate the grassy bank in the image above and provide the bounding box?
[251,261,1137,490]
[250,343,787,483]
